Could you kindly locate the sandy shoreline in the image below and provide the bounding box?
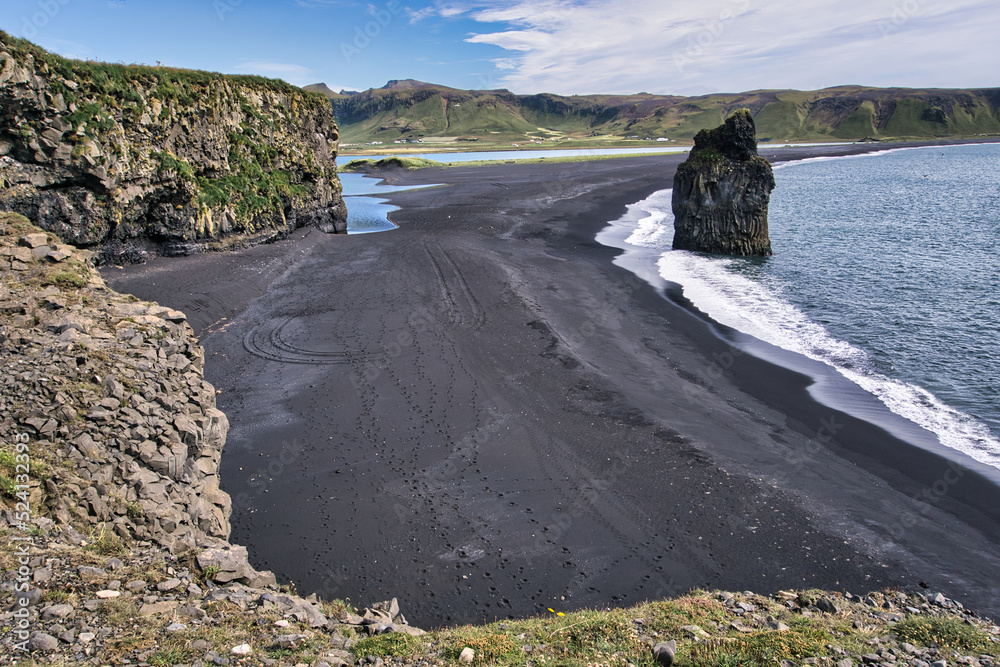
[102,140,1000,627]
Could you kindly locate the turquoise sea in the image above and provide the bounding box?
[603,143,1000,470]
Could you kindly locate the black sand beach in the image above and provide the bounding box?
[103,141,1000,627]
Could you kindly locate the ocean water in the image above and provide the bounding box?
[603,143,1000,470]
[340,172,441,234]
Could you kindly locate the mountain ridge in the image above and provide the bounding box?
[304,80,1000,145]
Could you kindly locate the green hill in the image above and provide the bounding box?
[304,81,1000,147]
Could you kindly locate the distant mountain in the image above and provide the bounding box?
[383,79,441,90]
[307,81,1000,144]
[303,82,338,96]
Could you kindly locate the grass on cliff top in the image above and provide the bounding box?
[0,29,327,111]
[407,590,997,667]
[893,615,992,652]
[0,524,998,667]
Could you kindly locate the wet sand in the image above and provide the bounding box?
[103,141,1000,627]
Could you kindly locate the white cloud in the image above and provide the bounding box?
[439,0,999,94]
[407,5,439,22]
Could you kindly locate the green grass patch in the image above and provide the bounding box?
[100,597,141,625]
[85,523,128,556]
[0,450,22,498]
[691,629,827,666]
[351,633,424,659]
[46,266,89,288]
[832,102,876,139]
[148,647,194,667]
[341,156,445,171]
[192,131,310,221]
[444,632,521,665]
[0,446,50,499]
[43,589,70,603]
[892,616,990,652]
[66,102,116,137]
[151,150,195,181]
[642,593,732,630]
[687,146,727,164]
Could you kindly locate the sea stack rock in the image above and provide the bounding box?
[672,109,775,256]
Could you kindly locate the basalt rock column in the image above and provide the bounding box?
[672,109,775,256]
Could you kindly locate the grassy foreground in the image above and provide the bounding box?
[362,590,999,667]
[3,523,998,667]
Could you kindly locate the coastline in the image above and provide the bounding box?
[102,139,1000,627]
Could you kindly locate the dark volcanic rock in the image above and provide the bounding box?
[0,32,348,262]
[671,109,775,256]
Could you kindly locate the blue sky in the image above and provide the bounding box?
[4,0,998,96]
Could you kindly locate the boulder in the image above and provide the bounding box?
[27,633,60,652]
[197,545,255,583]
[672,109,775,256]
[653,640,677,666]
[20,232,48,248]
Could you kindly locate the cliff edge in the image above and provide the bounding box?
[672,109,775,256]
[0,32,347,263]
[0,212,235,553]
[0,212,429,661]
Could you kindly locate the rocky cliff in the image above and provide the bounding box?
[0,212,235,552]
[672,109,775,256]
[0,32,347,264]
[0,212,432,661]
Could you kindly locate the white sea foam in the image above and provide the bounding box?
[617,188,1000,471]
[624,189,674,248]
